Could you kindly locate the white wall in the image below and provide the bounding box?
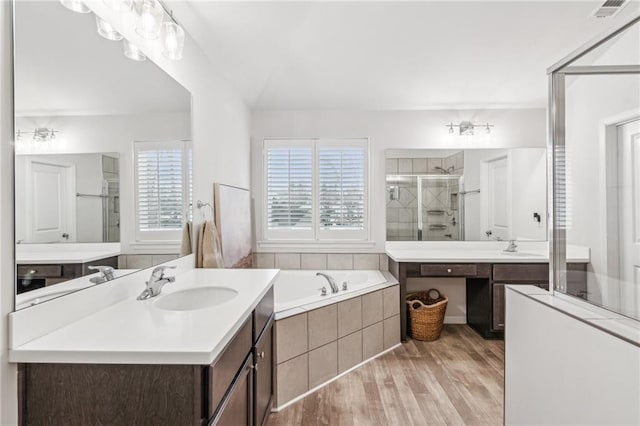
[0,2,252,421]
[15,113,189,252]
[505,288,640,425]
[251,108,546,252]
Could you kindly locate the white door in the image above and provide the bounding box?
[483,156,510,241]
[27,161,74,243]
[617,119,640,318]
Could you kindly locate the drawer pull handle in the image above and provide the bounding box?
[259,351,265,359]
[28,269,37,275]
[447,269,452,273]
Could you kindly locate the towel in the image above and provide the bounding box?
[180,221,192,256]
[197,220,225,268]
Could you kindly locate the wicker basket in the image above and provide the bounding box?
[406,289,448,341]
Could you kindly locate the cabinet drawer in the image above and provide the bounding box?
[492,264,548,282]
[420,264,477,277]
[253,286,274,342]
[208,318,252,417]
[17,265,62,278]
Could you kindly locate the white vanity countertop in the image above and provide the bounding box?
[9,268,279,365]
[16,243,121,264]
[385,241,590,263]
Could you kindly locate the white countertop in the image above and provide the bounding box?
[9,268,279,365]
[385,241,590,263]
[16,243,121,264]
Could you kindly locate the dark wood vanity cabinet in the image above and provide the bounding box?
[18,286,275,426]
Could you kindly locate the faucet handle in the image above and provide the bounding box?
[151,265,176,277]
[88,265,115,280]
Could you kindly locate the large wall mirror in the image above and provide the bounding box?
[14,2,192,309]
[386,148,547,242]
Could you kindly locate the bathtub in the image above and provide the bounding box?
[273,269,388,313]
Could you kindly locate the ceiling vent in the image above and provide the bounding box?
[591,0,629,18]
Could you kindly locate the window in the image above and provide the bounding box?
[264,138,368,241]
[134,140,192,242]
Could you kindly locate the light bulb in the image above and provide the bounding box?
[123,39,147,61]
[60,0,90,13]
[162,22,185,60]
[134,0,164,40]
[96,16,123,41]
[104,0,133,12]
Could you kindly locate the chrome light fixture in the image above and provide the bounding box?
[60,0,90,13]
[16,128,59,142]
[104,0,133,12]
[446,121,494,136]
[161,21,185,60]
[123,39,147,61]
[134,0,164,40]
[96,16,123,41]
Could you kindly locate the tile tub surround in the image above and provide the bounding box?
[254,252,389,271]
[274,285,401,409]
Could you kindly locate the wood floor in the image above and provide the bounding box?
[266,325,505,426]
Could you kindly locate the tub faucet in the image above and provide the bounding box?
[503,240,518,253]
[137,266,176,301]
[316,272,339,293]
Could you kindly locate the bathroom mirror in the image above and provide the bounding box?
[385,148,546,241]
[13,1,192,309]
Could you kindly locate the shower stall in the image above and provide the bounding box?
[386,173,465,241]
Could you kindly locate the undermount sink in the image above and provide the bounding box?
[500,252,545,257]
[155,286,238,311]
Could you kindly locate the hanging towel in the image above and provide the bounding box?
[180,221,192,256]
[197,220,225,268]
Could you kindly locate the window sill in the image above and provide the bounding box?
[256,240,377,252]
[128,241,181,254]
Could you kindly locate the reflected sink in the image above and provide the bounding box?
[500,252,545,258]
[155,287,238,311]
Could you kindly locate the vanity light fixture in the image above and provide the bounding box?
[446,121,494,136]
[161,21,185,60]
[96,16,124,41]
[59,0,90,14]
[134,0,164,40]
[104,0,133,13]
[16,128,59,142]
[123,39,147,61]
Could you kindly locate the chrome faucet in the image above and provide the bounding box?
[503,240,518,253]
[88,265,115,284]
[137,266,176,301]
[316,272,339,293]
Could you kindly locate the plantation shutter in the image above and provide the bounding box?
[554,145,572,230]
[318,144,366,232]
[265,141,314,238]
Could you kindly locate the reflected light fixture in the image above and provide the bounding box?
[104,0,133,12]
[60,0,90,13]
[162,21,185,60]
[134,0,164,40]
[446,121,494,136]
[16,128,59,142]
[123,39,147,61]
[96,16,124,41]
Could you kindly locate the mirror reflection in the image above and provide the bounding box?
[14,1,192,309]
[386,148,546,241]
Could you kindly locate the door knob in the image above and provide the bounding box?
[62,233,69,239]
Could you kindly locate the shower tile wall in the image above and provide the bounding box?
[386,152,464,241]
[102,155,120,243]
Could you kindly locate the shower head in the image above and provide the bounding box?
[433,166,455,175]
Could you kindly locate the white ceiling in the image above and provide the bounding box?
[15,1,191,116]
[175,0,640,110]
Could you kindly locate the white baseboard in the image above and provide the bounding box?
[444,315,466,324]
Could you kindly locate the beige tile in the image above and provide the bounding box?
[338,330,363,374]
[353,254,380,270]
[276,313,308,363]
[152,254,179,265]
[327,254,353,270]
[362,290,383,327]
[383,285,400,319]
[308,341,337,389]
[427,158,442,173]
[300,253,327,270]
[275,353,308,406]
[398,158,412,174]
[126,255,153,269]
[362,322,383,360]
[118,255,127,269]
[383,315,401,350]
[385,158,398,174]
[255,253,275,269]
[275,253,301,269]
[308,304,337,350]
[412,158,428,174]
[337,297,362,338]
[379,254,389,271]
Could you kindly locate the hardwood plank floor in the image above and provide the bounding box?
[267,325,504,426]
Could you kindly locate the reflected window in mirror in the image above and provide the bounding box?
[385,148,547,242]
